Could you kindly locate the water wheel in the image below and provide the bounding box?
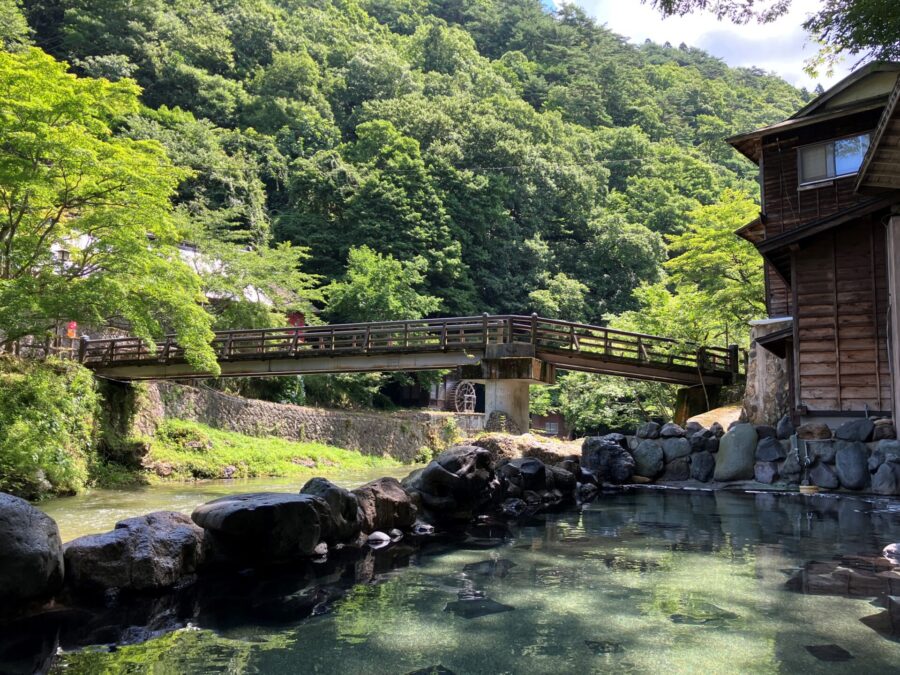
[453,380,477,413]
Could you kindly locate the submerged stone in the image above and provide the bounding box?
[669,601,738,626]
[805,644,853,662]
[406,666,456,675]
[584,640,625,655]
[443,597,514,619]
[463,559,517,578]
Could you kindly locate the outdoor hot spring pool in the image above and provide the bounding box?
[34,488,900,673]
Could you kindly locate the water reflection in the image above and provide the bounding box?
[15,488,900,674]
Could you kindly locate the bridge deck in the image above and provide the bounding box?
[80,315,740,386]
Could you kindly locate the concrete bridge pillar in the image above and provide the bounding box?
[484,379,532,435]
[459,345,555,434]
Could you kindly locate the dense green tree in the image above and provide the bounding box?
[0,0,30,50]
[0,48,218,372]
[325,245,441,323]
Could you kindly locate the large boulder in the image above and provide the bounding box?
[498,457,546,493]
[713,424,758,482]
[661,437,691,462]
[581,438,634,484]
[404,446,496,521]
[65,511,207,592]
[661,456,691,481]
[756,437,786,462]
[0,493,64,604]
[798,423,832,440]
[776,414,795,440]
[834,441,869,490]
[807,440,836,464]
[872,463,900,496]
[834,418,874,443]
[633,440,664,479]
[779,450,802,484]
[636,422,660,439]
[192,493,325,563]
[352,477,417,533]
[873,420,896,441]
[300,478,361,543]
[809,462,839,489]
[690,452,715,482]
[754,461,778,485]
[659,423,686,438]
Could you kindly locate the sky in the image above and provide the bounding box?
[565,0,852,91]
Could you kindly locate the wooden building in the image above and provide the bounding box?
[728,63,900,423]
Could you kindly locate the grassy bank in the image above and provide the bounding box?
[143,419,402,482]
[0,356,101,500]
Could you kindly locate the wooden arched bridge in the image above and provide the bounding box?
[79,314,740,386]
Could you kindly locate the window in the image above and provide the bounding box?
[799,133,870,185]
[544,421,559,435]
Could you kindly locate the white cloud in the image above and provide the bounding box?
[569,0,852,90]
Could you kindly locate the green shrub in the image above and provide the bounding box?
[0,357,100,499]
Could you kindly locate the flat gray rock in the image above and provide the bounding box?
[444,597,514,619]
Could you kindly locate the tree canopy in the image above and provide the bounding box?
[648,0,900,65]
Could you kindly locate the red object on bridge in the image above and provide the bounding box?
[66,321,78,339]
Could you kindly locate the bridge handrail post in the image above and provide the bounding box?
[482,313,489,347]
[505,317,512,344]
[77,336,89,363]
[364,325,371,353]
[403,322,409,348]
[569,323,575,351]
[728,344,740,375]
[162,337,172,363]
[637,336,644,362]
[697,346,707,371]
[531,313,538,346]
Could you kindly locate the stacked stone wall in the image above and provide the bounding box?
[136,382,461,463]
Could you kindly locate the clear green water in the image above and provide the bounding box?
[50,489,900,674]
[40,469,412,542]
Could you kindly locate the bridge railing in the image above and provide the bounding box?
[78,314,740,377]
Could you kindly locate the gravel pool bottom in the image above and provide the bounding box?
[52,489,900,674]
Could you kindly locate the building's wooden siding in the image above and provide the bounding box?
[760,108,883,237]
[793,216,891,413]
[765,263,792,317]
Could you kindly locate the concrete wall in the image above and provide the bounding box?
[136,382,464,463]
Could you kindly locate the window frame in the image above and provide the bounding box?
[796,131,872,188]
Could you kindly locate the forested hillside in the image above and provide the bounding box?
[18,0,806,323]
[2,0,811,428]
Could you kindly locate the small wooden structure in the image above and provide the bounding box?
[728,62,900,421]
